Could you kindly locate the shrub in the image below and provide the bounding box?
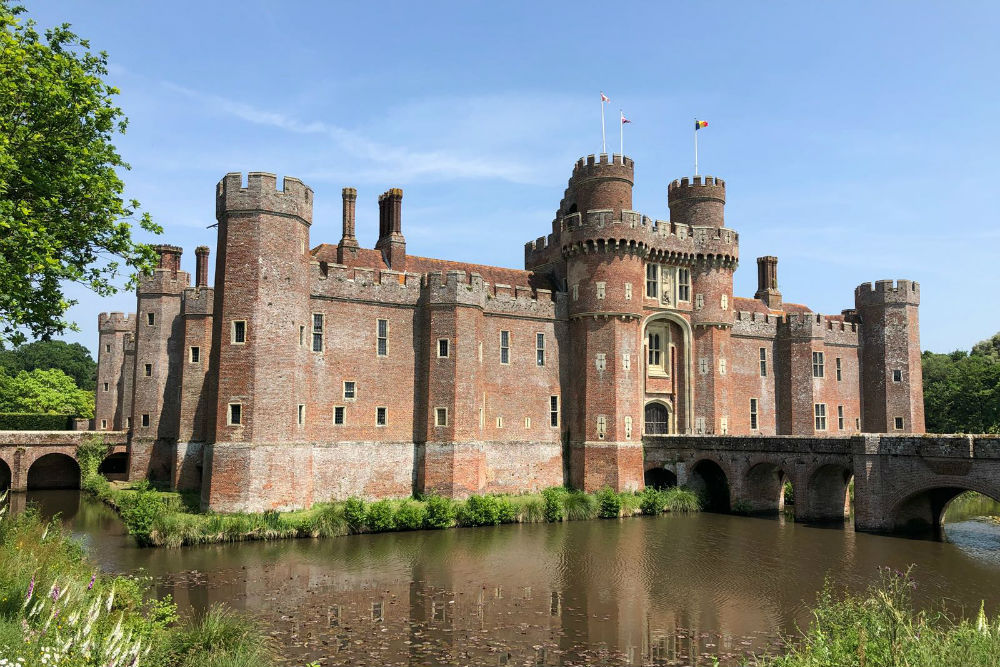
[458,494,516,526]
[783,480,795,506]
[596,487,622,518]
[424,494,456,529]
[0,412,73,430]
[563,490,597,521]
[640,487,668,515]
[515,497,545,523]
[541,487,565,522]
[395,500,427,530]
[663,487,701,513]
[310,504,347,538]
[343,497,367,533]
[117,480,164,546]
[365,500,397,532]
[620,492,642,516]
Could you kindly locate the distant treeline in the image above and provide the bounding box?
[0,340,96,419]
[923,332,1000,434]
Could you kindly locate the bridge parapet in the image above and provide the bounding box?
[854,433,1000,458]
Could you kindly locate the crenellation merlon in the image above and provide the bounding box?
[215,172,314,224]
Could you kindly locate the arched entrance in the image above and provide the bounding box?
[805,464,852,523]
[644,467,677,489]
[745,462,788,514]
[642,313,692,434]
[0,459,10,491]
[27,453,80,490]
[689,459,730,512]
[644,402,671,435]
[98,452,129,482]
[893,486,1000,535]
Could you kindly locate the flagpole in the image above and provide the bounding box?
[693,118,699,176]
[601,99,606,154]
[620,110,624,161]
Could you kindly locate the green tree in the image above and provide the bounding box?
[0,3,160,346]
[0,339,96,388]
[0,367,94,418]
[922,337,1000,434]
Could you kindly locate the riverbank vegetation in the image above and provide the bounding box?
[759,566,1000,667]
[0,494,273,666]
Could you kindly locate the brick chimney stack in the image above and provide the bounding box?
[154,244,183,276]
[755,256,782,309]
[375,188,406,270]
[194,246,210,287]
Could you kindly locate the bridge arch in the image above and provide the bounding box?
[891,481,1000,534]
[689,458,730,512]
[0,458,9,491]
[644,466,677,489]
[744,461,791,514]
[98,452,129,481]
[26,453,80,490]
[803,463,852,522]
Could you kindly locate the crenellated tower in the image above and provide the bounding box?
[855,280,924,433]
[95,312,135,431]
[204,172,315,511]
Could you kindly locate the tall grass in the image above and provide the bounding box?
[759,566,1000,667]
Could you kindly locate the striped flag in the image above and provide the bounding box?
[600,91,609,103]
[695,119,708,130]
[621,113,632,124]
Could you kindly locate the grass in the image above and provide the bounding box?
[0,493,274,667]
[756,566,1000,667]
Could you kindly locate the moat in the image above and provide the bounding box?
[22,491,1000,666]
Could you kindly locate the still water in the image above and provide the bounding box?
[20,491,1000,666]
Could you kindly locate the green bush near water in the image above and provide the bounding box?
[424,494,457,528]
[365,499,397,532]
[596,487,623,518]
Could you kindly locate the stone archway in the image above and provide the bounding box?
[0,458,10,491]
[642,313,692,434]
[27,453,80,490]
[644,401,671,435]
[892,485,1000,534]
[744,462,788,514]
[803,464,852,523]
[689,459,730,512]
[644,467,677,489]
[98,452,129,482]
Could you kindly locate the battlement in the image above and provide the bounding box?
[139,268,190,295]
[182,286,215,316]
[423,270,557,304]
[215,172,314,224]
[668,175,726,200]
[855,279,920,307]
[571,153,635,179]
[98,312,135,332]
[733,310,779,338]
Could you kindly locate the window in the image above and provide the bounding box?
[719,358,727,375]
[376,407,387,426]
[647,331,662,369]
[720,416,728,435]
[142,413,150,427]
[750,398,758,430]
[343,381,356,400]
[100,419,107,429]
[596,415,607,439]
[572,284,579,301]
[646,264,659,299]
[190,346,200,363]
[297,404,305,426]
[759,348,767,377]
[496,416,504,428]
[524,417,531,428]
[622,353,631,370]
[549,396,559,427]
[595,353,606,371]
[892,369,902,382]
[721,294,728,310]
[146,312,155,326]
[312,313,324,352]
[333,406,345,425]
[894,416,904,430]
[105,343,111,353]
[103,382,109,392]
[144,363,152,377]
[695,293,704,310]
[812,351,825,378]
[814,403,827,431]
[500,330,510,364]
[645,403,669,435]
[624,282,632,300]
[377,319,388,356]
[536,333,545,366]
[836,357,842,381]
[596,281,606,300]
[838,405,845,430]
[677,268,690,301]
[438,338,450,358]
[299,325,305,347]
[694,416,706,434]
[232,320,246,344]
[435,407,448,427]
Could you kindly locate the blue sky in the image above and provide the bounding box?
[22,1,1000,355]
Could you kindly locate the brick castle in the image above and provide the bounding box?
[94,154,924,512]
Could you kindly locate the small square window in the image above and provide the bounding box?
[333,406,345,425]
[228,404,241,426]
[103,382,109,392]
[144,363,152,377]
[892,369,902,382]
[232,320,246,344]
[297,404,305,426]
[147,312,155,326]
[141,413,150,427]
[376,406,387,426]
[190,346,200,363]
[344,381,356,400]
[894,416,904,430]
[435,407,448,427]
[105,343,111,353]
[437,339,450,358]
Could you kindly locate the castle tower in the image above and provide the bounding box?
[129,244,190,481]
[669,176,735,435]
[95,312,135,431]
[204,172,315,511]
[855,280,924,433]
[562,154,645,491]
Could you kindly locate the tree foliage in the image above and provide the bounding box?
[0,367,94,418]
[0,3,160,346]
[923,333,1000,434]
[0,339,96,388]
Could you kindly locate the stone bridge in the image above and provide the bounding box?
[644,433,1000,533]
[0,431,128,492]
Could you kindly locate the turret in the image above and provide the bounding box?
[559,153,634,218]
[667,176,726,228]
[854,280,924,434]
[95,312,135,431]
